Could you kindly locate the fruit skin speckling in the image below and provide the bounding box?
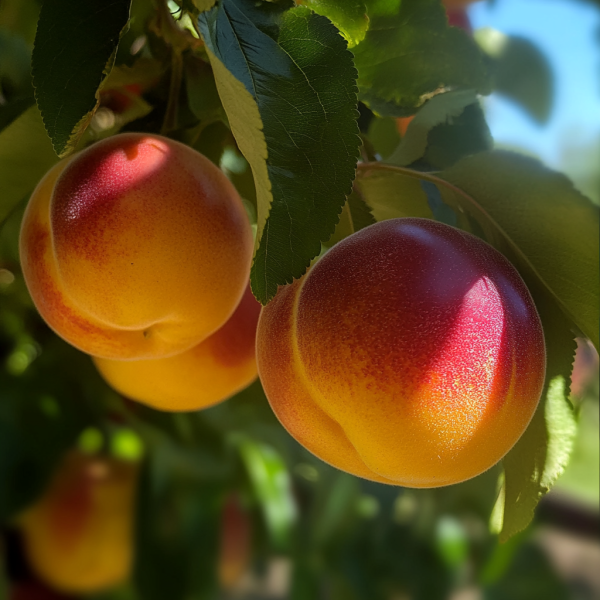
[257,218,546,488]
[20,133,253,360]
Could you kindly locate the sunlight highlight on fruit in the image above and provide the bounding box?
[19,133,253,360]
[257,218,546,488]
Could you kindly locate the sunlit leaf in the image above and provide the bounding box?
[238,438,297,549]
[297,0,369,47]
[353,0,490,116]
[0,105,57,227]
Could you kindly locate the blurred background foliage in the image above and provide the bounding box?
[0,0,599,599]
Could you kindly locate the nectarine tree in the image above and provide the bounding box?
[0,0,598,599]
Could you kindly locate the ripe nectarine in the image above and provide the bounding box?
[20,133,253,360]
[93,286,261,411]
[18,452,138,593]
[257,218,546,488]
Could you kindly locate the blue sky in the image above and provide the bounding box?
[469,0,600,172]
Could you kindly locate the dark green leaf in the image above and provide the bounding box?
[184,54,221,121]
[348,187,376,232]
[0,339,100,520]
[133,450,221,600]
[32,0,131,157]
[476,29,553,125]
[353,0,491,116]
[387,90,492,168]
[490,299,577,542]
[0,27,35,132]
[199,1,360,303]
[423,102,492,169]
[325,188,376,246]
[0,27,31,93]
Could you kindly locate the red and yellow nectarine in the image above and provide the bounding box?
[93,286,261,411]
[18,452,138,593]
[20,133,253,360]
[257,218,546,488]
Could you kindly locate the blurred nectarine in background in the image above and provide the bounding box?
[18,452,138,594]
[257,218,546,488]
[20,133,253,360]
[93,286,262,411]
[218,494,252,590]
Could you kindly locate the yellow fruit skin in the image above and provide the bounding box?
[19,133,253,360]
[257,219,546,488]
[93,286,262,411]
[19,452,138,594]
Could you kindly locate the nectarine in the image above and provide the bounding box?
[18,452,138,593]
[20,133,253,359]
[257,218,546,488]
[218,494,251,589]
[92,286,261,411]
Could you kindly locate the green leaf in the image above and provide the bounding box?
[184,54,221,122]
[297,0,369,47]
[483,542,569,600]
[325,189,376,246]
[348,187,376,231]
[491,300,577,542]
[0,93,35,133]
[367,116,401,159]
[101,56,164,91]
[0,27,31,92]
[422,102,492,169]
[238,438,297,550]
[438,151,600,350]
[353,0,491,116]
[476,29,553,125]
[311,472,360,546]
[133,454,220,600]
[199,1,361,303]
[0,105,57,227]
[355,166,432,222]
[387,89,492,168]
[554,393,600,506]
[32,0,132,157]
[0,27,35,132]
